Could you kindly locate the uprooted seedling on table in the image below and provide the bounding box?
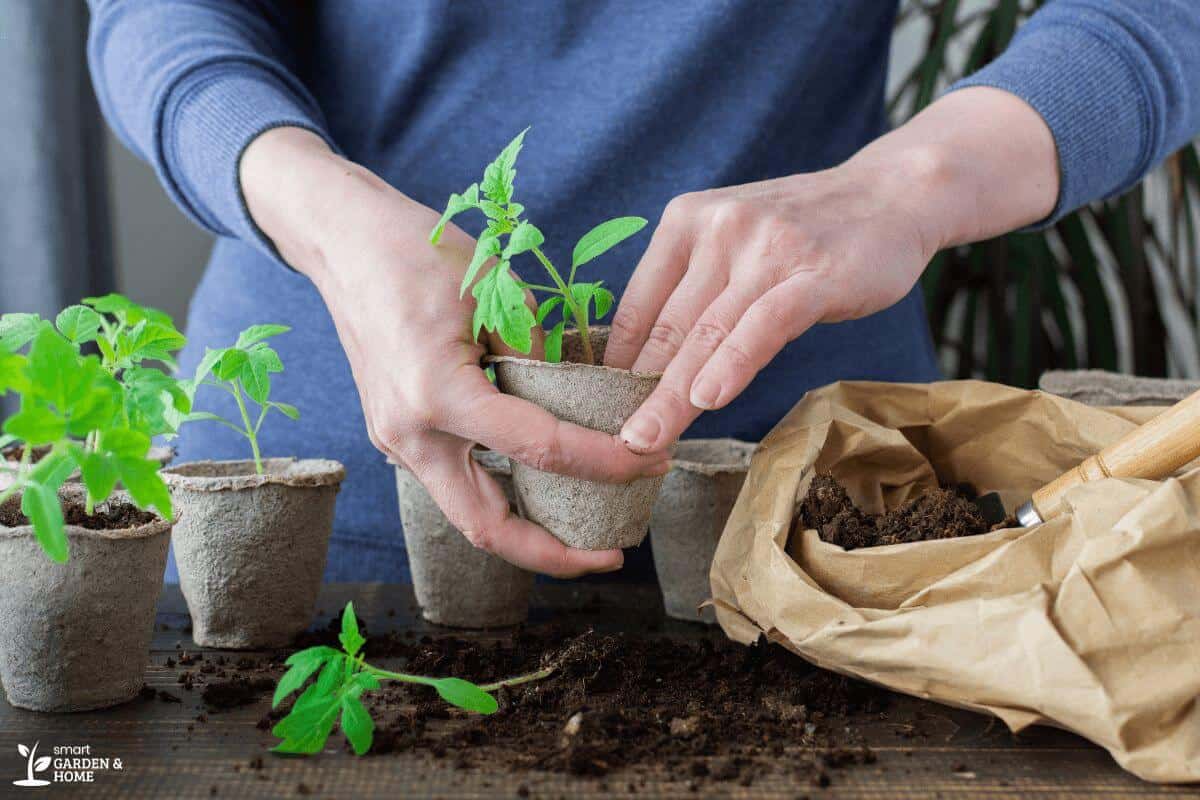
[430,128,647,365]
[271,602,554,755]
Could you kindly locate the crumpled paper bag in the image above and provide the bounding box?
[710,380,1200,783]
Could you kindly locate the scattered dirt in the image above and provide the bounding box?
[800,474,1009,550]
[0,493,157,530]
[202,676,275,710]
[254,621,884,789]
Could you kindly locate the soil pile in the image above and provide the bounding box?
[800,474,1000,549]
[261,622,886,789]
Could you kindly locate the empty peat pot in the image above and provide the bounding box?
[396,450,534,627]
[0,489,171,711]
[162,458,345,648]
[650,438,755,623]
[486,327,665,550]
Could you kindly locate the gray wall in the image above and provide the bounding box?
[105,131,210,326]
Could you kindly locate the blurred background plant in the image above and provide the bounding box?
[894,0,1200,386]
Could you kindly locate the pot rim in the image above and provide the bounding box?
[162,458,346,492]
[0,495,172,542]
[483,325,664,379]
[670,438,757,475]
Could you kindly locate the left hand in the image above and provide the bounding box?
[604,86,1059,453]
[603,159,936,452]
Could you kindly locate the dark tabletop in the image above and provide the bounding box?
[0,583,1195,799]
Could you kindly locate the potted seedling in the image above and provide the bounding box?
[396,449,534,627]
[0,295,180,487]
[430,129,662,549]
[162,325,345,649]
[649,439,756,623]
[271,602,553,754]
[0,301,183,712]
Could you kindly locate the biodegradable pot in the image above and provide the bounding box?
[396,450,534,627]
[650,439,755,623]
[163,458,345,648]
[487,327,664,550]
[0,489,171,711]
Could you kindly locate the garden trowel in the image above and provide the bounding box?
[974,385,1200,527]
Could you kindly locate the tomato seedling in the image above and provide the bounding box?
[0,295,186,561]
[175,324,298,475]
[271,602,554,755]
[430,129,647,365]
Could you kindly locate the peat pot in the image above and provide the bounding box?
[650,439,755,623]
[487,327,664,550]
[163,458,345,648]
[396,450,534,627]
[0,489,171,711]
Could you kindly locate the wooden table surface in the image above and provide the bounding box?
[0,582,1196,799]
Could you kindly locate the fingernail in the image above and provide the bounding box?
[690,375,722,409]
[599,556,625,573]
[621,415,661,451]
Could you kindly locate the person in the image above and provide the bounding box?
[87,1,1200,581]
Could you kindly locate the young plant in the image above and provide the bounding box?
[0,296,185,562]
[430,129,647,365]
[271,602,553,755]
[176,325,298,475]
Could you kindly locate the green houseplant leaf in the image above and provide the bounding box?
[571,217,648,270]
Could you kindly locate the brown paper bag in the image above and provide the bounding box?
[710,380,1200,783]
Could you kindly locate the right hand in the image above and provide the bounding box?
[240,128,669,577]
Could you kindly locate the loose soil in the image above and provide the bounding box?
[0,494,157,530]
[242,617,887,790]
[800,474,1008,550]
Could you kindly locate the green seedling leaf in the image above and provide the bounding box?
[481,128,528,206]
[340,692,374,756]
[21,481,67,563]
[100,427,151,458]
[271,402,300,420]
[29,448,78,488]
[192,348,225,385]
[460,231,501,298]
[503,221,544,259]
[429,183,480,244]
[55,305,102,345]
[479,200,508,221]
[27,326,77,408]
[240,359,271,405]
[214,349,248,381]
[0,313,46,352]
[82,293,134,316]
[339,602,366,658]
[274,646,341,708]
[432,678,498,715]
[545,320,566,363]
[272,690,342,755]
[77,451,119,506]
[3,403,65,445]
[536,296,564,325]
[472,262,536,353]
[0,352,29,396]
[572,216,647,269]
[235,324,290,349]
[116,457,172,520]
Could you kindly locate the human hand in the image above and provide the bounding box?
[605,87,1059,452]
[240,128,669,577]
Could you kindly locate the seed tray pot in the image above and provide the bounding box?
[163,458,344,649]
[396,450,534,628]
[0,489,170,711]
[650,438,755,623]
[487,327,664,550]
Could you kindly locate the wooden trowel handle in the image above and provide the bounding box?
[1028,386,1200,522]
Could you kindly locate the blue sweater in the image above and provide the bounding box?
[87,1,1200,582]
